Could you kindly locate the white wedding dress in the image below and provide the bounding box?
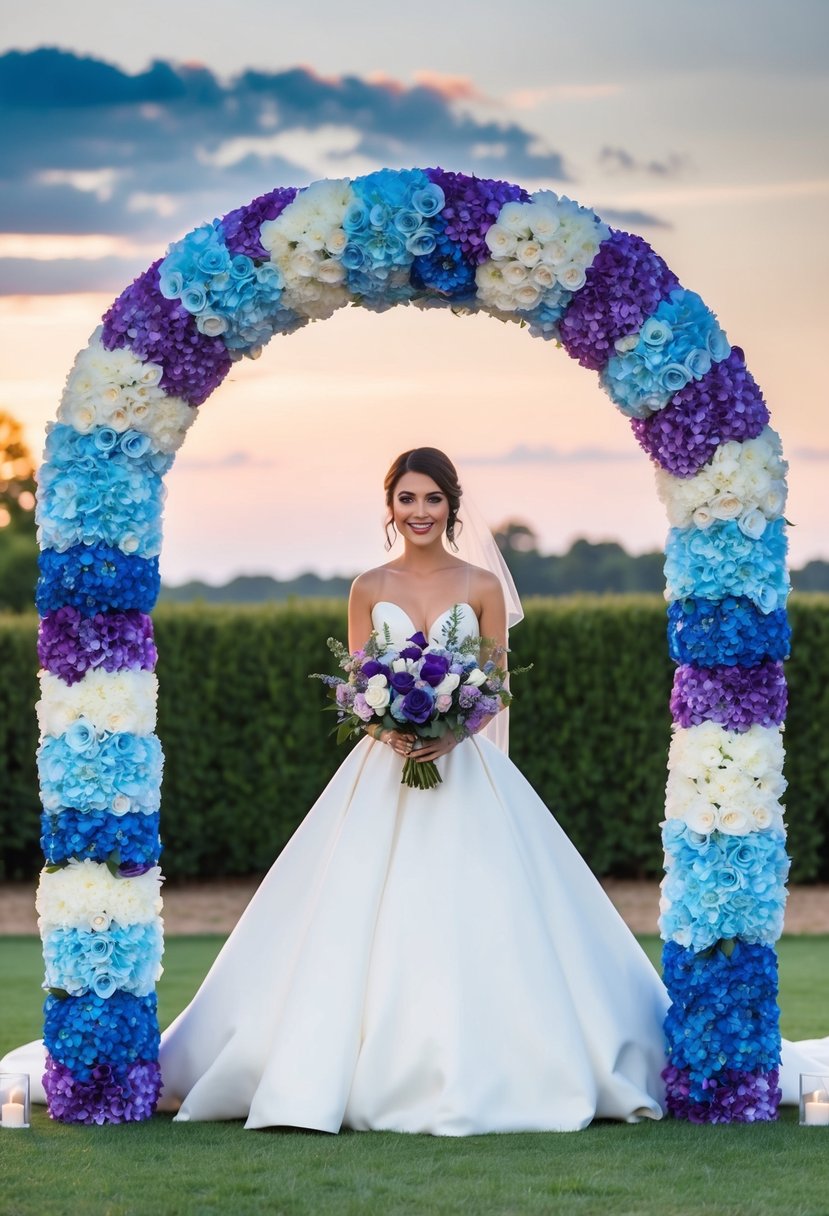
[4,601,829,1132]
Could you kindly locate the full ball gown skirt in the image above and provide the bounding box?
[6,602,827,1130]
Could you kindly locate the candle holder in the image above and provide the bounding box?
[800,1073,829,1126]
[0,1072,30,1129]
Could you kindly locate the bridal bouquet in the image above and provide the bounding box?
[312,606,512,789]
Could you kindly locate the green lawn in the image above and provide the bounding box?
[3,935,829,1216]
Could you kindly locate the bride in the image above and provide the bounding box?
[3,447,826,1132]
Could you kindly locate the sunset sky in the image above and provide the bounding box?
[1,0,827,583]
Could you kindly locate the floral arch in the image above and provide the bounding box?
[35,168,790,1125]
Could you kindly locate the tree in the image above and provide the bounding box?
[0,409,38,611]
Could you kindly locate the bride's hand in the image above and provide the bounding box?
[383,729,417,757]
[411,733,459,762]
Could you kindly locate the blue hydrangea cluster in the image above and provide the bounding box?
[41,808,161,866]
[660,821,790,952]
[662,940,780,1084]
[38,726,163,815]
[344,168,445,298]
[667,597,791,667]
[159,220,298,353]
[522,286,574,340]
[37,424,171,558]
[43,990,159,1080]
[601,288,731,418]
[36,544,160,616]
[44,920,163,999]
[411,230,477,299]
[664,518,789,613]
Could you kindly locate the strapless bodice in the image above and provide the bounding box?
[370,601,479,649]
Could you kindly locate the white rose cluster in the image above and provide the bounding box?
[655,427,788,537]
[260,179,351,320]
[36,859,163,932]
[57,329,196,454]
[37,669,158,738]
[665,721,786,836]
[475,192,610,315]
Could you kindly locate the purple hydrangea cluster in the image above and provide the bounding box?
[671,661,787,731]
[101,262,231,405]
[38,606,156,684]
[558,230,679,370]
[220,185,298,259]
[36,545,160,618]
[667,597,791,668]
[43,1054,162,1124]
[424,167,529,265]
[662,1064,781,1123]
[630,347,770,477]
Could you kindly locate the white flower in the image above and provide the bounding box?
[516,240,542,268]
[364,682,390,711]
[528,205,560,241]
[738,507,768,539]
[37,670,158,737]
[465,669,487,687]
[514,283,542,309]
[484,224,518,258]
[558,262,587,291]
[692,506,714,529]
[434,673,460,696]
[540,239,568,267]
[501,260,529,287]
[497,201,532,236]
[709,492,743,521]
[685,803,717,833]
[530,264,556,289]
[718,807,752,835]
[36,859,163,931]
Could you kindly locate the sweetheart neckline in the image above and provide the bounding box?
[371,600,477,641]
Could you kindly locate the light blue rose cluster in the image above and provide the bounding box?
[343,168,445,304]
[37,424,172,558]
[601,288,731,418]
[38,720,163,816]
[43,920,163,999]
[159,220,298,352]
[660,821,789,953]
[664,518,789,613]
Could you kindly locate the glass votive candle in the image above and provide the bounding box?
[800,1074,829,1126]
[0,1072,30,1129]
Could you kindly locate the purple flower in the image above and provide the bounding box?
[558,229,679,370]
[399,645,423,660]
[390,671,415,695]
[38,606,157,684]
[43,1054,162,1124]
[407,631,429,649]
[361,659,391,680]
[458,684,481,709]
[662,1064,780,1123]
[425,167,529,265]
[400,686,435,724]
[419,654,451,687]
[101,262,231,406]
[220,185,298,259]
[631,348,770,477]
[671,661,787,731]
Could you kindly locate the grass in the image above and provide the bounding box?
[3,935,829,1216]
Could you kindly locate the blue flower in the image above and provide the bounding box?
[43,921,163,999]
[601,288,731,418]
[667,597,790,667]
[38,730,163,815]
[345,168,445,298]
[37,544,160,616]
[41,809,162,867]
[411,231,477,299]
[664,518,789,612]
[43,991,159,1080]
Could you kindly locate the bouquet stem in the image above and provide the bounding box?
[401,757,442,789]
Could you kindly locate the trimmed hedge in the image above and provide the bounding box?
[2,596,827,883]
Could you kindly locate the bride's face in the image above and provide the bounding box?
[391,472,450,546]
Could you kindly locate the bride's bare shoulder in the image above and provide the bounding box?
[349,565,392,602]
[464,563,502,597]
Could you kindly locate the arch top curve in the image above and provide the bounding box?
[33,164,792,1127]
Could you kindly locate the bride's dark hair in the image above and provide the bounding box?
[384,447,463,551]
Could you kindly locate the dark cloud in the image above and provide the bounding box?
[598,206,672,230]
[0,48,674,292]
[0,254,147,295]
[599,146,687,177]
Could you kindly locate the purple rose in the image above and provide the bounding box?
[401,687,435,724]
[399,645,423,660]
[390,671,416,695]
[362,659,391,679]
[407,631,429,649]
[419,655,451,687]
